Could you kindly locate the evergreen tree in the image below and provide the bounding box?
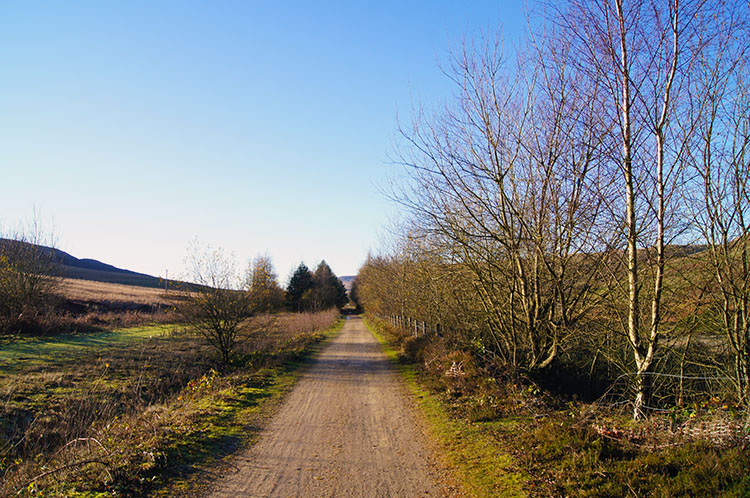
[286,262,313,311]
[311,261,348,311]
[349,277,361,312]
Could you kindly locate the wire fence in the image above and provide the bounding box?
[376,314,750,448]
[379,314,441,338]
[588,371,750,448]
[596,371,740,413]
[592,411,750,449]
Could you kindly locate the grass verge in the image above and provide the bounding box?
[148,318,345,497]
[2,314,343,497]
[364,317,527,498]
[364,316,750,497]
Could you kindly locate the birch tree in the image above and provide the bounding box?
[685,4,750,404]
[176,243,252,366]
[554,0,710,418]
[392,33,609,372]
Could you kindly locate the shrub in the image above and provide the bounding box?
[399,335,430,364]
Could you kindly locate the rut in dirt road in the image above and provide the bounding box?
[207,316,450,498]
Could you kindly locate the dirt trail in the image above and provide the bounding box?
[207,316,450,498]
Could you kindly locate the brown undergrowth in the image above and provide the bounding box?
[0,309,341,497]
[1,278,187,337]
[369,315,750,497]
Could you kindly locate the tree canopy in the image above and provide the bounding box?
[286,261,347,312]
[310,261,348,311]
[286,262,314,312]
[247,255,285,313]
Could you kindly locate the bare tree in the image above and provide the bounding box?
[175,242,252,366]
[391,32,609,372]
[685,5,750,405]
[0,215,61,331]
[553,0,712,418]
[366,0,747,418]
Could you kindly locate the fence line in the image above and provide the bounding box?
[373,315,748,421]
[377,314,441,338]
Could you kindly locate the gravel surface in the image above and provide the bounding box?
[206,315,452,497]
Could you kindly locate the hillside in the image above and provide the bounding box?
[0,238,165,288]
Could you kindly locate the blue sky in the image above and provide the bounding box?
[0,1,526,282]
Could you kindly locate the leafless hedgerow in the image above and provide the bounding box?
[368,0,750,420]
[389,30,612,373]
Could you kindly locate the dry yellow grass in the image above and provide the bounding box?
[54,278,177,305]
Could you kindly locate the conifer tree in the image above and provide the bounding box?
[311,261,348,311]
[286,262,313,311]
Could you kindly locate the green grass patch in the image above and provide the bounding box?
[0,324,176,373]
[133,319,345,497]
[3,316,344,497]
[511,414,750,497]
[364,317,527,498]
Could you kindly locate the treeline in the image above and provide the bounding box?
[242,257,348,314]
[286,261,348,312]
[357,0,750,419]
[0,227,351,366]
[0,226,350,368]
[170,248,349,364]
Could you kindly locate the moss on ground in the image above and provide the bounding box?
[3,319,344,498]
[365,316,750,498]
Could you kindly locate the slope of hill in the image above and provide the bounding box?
[0,238,164,288]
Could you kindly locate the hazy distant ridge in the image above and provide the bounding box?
[1,238,164,288]
[339,275,355,291]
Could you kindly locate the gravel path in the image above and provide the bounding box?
[206,316,450,497]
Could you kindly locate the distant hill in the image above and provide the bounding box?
[340,275,356,291]
[664,244,708,259]
[0,238,166,289]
